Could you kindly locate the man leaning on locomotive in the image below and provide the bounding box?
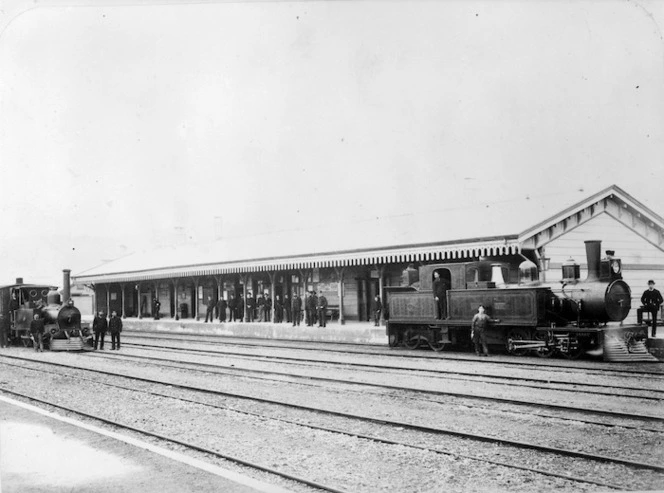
[638,280,663,337]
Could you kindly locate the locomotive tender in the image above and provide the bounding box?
[0,270,91,350]
[385,240,651,361]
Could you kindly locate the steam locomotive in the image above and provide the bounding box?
[385,240,653,361]
[0,270,92,351]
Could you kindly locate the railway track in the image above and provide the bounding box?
[0,363,635,493]
[0,384,349,493]
[122,331,664,378]
[2,353,663,487]
[120,340,664,403]
[98,349,664,432]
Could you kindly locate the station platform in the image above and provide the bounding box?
[121,318,387,345]
[0,396,293,493]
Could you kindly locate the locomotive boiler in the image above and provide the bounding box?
[385,240,652,361]
[1,270,92,350]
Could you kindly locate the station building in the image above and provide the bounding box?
[73,185,664,326]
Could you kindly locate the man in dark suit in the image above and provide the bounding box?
[0,313,9,348]
[205,295,217,323]
[638,280,664,337]
[92,311,108,350]
[109,310,123,350]
[218,297,227,322]
[30,314,45,352]
[153,298,161,320]
[236,293,245,322]
[292,292,302,326]
[432,271,448,319]
[257,294,266,322]
[317,292,328,328]
[228,294,237,322]
[246,293,255,322]
[372,295,382,326]
[283,294,291,323]
[275,295,283,323]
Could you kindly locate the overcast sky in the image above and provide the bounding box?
[0,0,663,286]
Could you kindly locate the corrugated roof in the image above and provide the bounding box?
[73,185,659,283]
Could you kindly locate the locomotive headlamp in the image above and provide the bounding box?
[611,260,621,274]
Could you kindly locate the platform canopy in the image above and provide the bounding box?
[73,185,664,284]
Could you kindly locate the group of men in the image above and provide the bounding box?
[92,310,124,350]
[202,291,331,327]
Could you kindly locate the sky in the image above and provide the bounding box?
[0,0,663,286]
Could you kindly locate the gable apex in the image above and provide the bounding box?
[520,185,664,251]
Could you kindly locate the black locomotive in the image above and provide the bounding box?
[0,270,92,350]
[385,240,652,361]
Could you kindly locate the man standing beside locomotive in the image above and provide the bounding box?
[638,280,663,337]
[433,271,448,319]
[471,305,490,356]
[92,311,108,350]
[30,313,45,352]
[109,310,123,350]
[0,313,10,348]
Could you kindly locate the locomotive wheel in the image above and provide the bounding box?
[404,331,421,349]
[429,340,447,352]
[506,329,529,356]
[561,341,584,360]
[388,333,400,347]
[533,332,555,358]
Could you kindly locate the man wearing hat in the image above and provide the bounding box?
[637,280,663,337]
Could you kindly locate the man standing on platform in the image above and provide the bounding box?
[305,292,314,326]
[372,295,382,326]
[218,296,227,322]
[153,298,161,320]
[275,295,283,323]
[92,311,108,350]
[284,294,291,323]
[317,292,328,328]
[257,294,266,322]
[638,280,663,337]
[292,292,302,326]
[236,293,245,322]
[228,294,236,322]
[109,310,123,350]
[205,295,217,323]
[246,293,255,322]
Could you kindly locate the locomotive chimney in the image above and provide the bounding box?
[15,277,23,284]
[62,269,71,303]
[584,240,601,281]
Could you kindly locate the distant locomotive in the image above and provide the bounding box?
[385,240,652,361]
[0,270,92,351]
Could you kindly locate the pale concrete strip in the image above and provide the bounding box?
[0,395,294,493]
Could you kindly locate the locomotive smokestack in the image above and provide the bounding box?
[584,240,601,281]
[15,277,23,284]
[62,269,71,303]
